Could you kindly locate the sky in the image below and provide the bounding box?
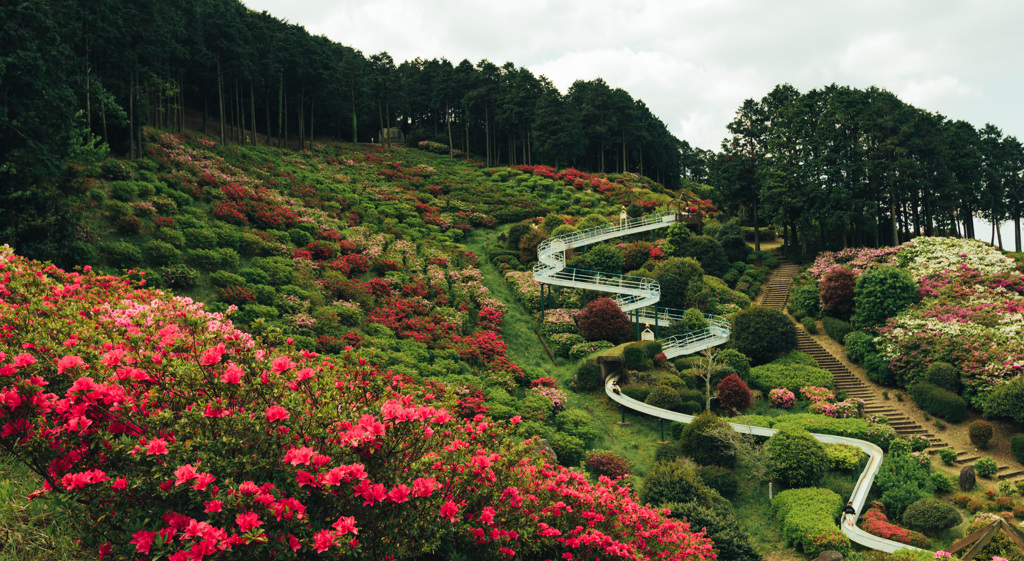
[239,0,1024,152]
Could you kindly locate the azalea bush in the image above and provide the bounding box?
[0,247,716,561]
[769,388,795,408]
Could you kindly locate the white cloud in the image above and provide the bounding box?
[899,76,982,110]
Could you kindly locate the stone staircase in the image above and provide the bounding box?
[760,259,948,451]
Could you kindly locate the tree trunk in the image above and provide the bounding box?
[351,86,358,145]
[446,100,453,155]
[278,75,284,148]
[484,105,491,166]
[265,84,272,146]
[384,89,391,151]
[129,72,135,159]
[752,199,760,252]
[217,56,225,144]
[85,38,91,142]
[1015,214,1022,252]
[377,98,385,147]
[310,97,315,148]
[250,81,257,146]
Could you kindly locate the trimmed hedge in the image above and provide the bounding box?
[623,343,650,371]
[696,465,739,501]
[925,362,960,393]
[825,442,864,472]
[730,306,798,365]
[983,376,1024,423]
[646,386,683,412]
[574,361,603,392]
[1011,434,1024,465]
[902,498,961,535]
[821,316,854,343]
[749,363,833,394]
[772,488,849,557]
[843,331,874,364]
[715,349,751,381]
[679,412,736,468]
[908,382,967,423]
[639,458,710,507]
[772,414,898,450]
[969,420,994,449]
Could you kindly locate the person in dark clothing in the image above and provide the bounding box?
[841,502,857,526]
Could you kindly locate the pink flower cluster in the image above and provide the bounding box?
[769,388,795,408]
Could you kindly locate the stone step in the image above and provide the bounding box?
[999,470,1024,480]
[957,455,980,464]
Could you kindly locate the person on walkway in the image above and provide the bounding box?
[610,381,622,395]
[841,502,856,527]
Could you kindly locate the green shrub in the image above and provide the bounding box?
[930,472,955,494]
[902,498,962,534]
[773,350,818,367]
[852,266,919,328]
[623,343,651,371]
[843,331,875,364]
[250,256,294,286]
[621,386,652,402]
[908,382,967,423]
[773,415,897,450]
[975,457,998,478]
[730,306,797,365]
[654,442,682,463]
[251,284,277,306]
[183,228,218,249]
[875,451,935,521]
[160,264,199,289]
[1011,434,1024,465]
[772,488,848,557]
[938,448,958,466]
[550,333,586,358]
[555,409,599,447]
[678,308,709,333]
[640,340,663,359]
[102,241,142,267]
[749,363,832,394]
[788,282,820,318]
[679,235,730,278]
[547,432,585,467]
[645,386,683,412]
[237,267,269,285]
[638,458,710,507]
[679,412,736,468]
[213,228,241,250]
[235,304,279,325]
[767,427,829,488]
[925,362,960,393]
[659,374,684,390]
[567,243,624,275]
[696,465,738,500]
[863,352,896,386]
[144,240,181,266]
[715,349,750,381]
[801,316,818,334]
[287,228,313,246]
[574,361,603,392]
[970,420,994,449]
[825,442,863,471]
[821,316,854,343]
[109,180,140,201]
[984,376,1024,423]
[520,393,554,423]
[209,270,247,289]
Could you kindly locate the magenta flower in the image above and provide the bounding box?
[266,405,289,422]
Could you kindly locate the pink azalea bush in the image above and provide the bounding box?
[769,388,795,409]
[0,247,716,561]
[801,386,864,419]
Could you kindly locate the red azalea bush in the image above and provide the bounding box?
[859,505,929,548]
[585,451,633,480]
[576,297,631,344]
[716,374,752,412]
[0,247,715,560]
[818,266,857,320]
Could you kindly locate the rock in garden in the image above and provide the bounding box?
[959,465,976,491]
[812,551,843,561]
[533,438,558,462]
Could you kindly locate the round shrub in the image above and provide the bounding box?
[646,386,683,412]
[731,306,797,365]
[938,448,958,466]
[662,501,760,561]
[825,442,863,472]
[852,266,919,328]
[800,316,818,334]
[1011,434,1024,465]
[183,227,218,249]
[250,257,294,286]
[820,317,854,343]
[624,343,651,371]
[716,374,752,412]
[547,432,585,467]
[144,240,181,266]
[209,270,247,289]
[648,257,704,310]
[984,376,1024,423]
[843,331,875,364]
[585,451,633,479]
[549,224,578,238]
[819,266,857,320]
[715,349,751,382]
[621,241,653,272]
[930,472,955,494]
[970,420,994,449]
[567,243,624,275]
[902,498,962,535]
[639,458,710,507]
[788,282,820,318]
[286,228,313,246]
[576,297,631,344]
[655,442,682,463]
[160,264,199,289]
[102,241,142,268]
[679,235,730,278]
[109,180,140,201]
[679,412,736,468]
[862,352,896,386]
[767,426,828,489]
[975,457,998,478]
[555,409,599,447]
[696,465,739,500]
[925,362,960,393]
[574,361,603,392]
[908,382,966,423]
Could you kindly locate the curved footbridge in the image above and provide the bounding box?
[533,211,729,358]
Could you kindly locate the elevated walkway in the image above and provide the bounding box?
[533,211,730,357]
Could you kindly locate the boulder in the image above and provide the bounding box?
[533,438,557,462]
[959,465,976,492]
[812,551,843,561]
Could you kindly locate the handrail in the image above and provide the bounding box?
[604,375,921,554]
[533,211,731,354]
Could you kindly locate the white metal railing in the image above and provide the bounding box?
[533,211,730,354]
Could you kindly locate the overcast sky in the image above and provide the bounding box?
[240,0,1024,152]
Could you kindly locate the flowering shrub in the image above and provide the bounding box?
[568,340,615,361]
[859,506,929,547]
[584,451,633,480]
[531,386,568,414]
[976,457,999,478]
[769,388,795,408]
[0,247,716,561]
[539,308,580,335]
